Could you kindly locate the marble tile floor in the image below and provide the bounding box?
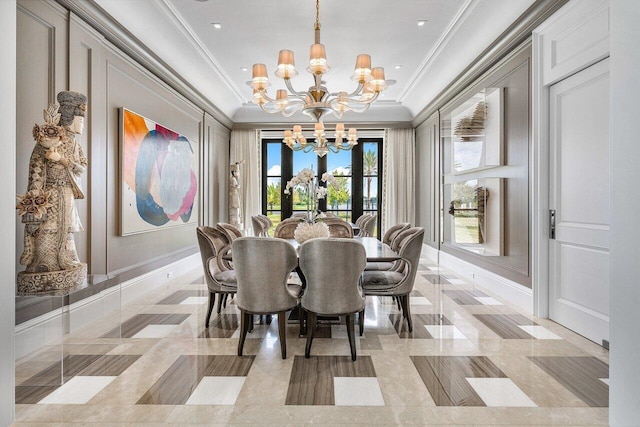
[13,255,610,426]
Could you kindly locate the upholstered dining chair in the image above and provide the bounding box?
[258,214,273,236]
[251,215,268,237]
[359,214,378,237]
[274,218,300,239]
[353,213,370,235]
[216,222,243,241]
[196,226,237,328]
[299,238,367,361]
[360,227,425,334]
[365,222,411,271]
[233,237,300,359]
[322,218,354,238]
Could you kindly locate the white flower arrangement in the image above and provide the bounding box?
[283,167,339,222]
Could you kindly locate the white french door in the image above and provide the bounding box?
[548,58,610,345]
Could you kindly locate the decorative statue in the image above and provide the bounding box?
[229,160,244,229]
[16,91,88,293]
[229,160,244,228]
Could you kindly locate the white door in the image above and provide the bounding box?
[549,58,610,345]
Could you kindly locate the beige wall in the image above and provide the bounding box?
[415,45,532,287]
[15,0,229,291]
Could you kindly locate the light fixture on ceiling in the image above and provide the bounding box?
[249,0,389,157]
[212,22,222,29]
[417,20,427,26]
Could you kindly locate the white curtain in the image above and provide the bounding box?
[229,129,260,231]
[382,128,416,232]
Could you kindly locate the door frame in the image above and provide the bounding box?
[531,30,551,318]
[531,0,610,319]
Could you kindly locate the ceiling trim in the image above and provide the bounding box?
[234,122,412,131]
[261,129,386,139]
[55,0,234,129]
[397,0,476,102]
[158,0,246,104]
[412,0,570,127]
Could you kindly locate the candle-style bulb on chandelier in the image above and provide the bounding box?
[249,0,389,157]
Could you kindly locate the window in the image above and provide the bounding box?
[262,137,383,237]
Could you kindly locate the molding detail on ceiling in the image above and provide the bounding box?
[55,0,233,128]
[158,0,246,104]
[412,0,570,127]
[397,0,476,102]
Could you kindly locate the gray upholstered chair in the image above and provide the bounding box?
[299,238,367,360]
[359,214,378,237]
[216,222,243,241]
[258,214,273,236]
[365,223,411,271]
[382,223,411,246]
[360,227,425,333]
[196,226,237,327]
[233,237,300,359]
[353,213,371,236]
[274,218,300,239]
[354,213,371,228]
[322,218,354,238]
[251,215,268,237]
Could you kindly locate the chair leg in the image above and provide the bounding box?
[222,293,228,308]
[395,296,402,311]
[238,311,250,356]
[205,292,216,328]
[358,308,365,336]
[298,305,305,337]
[305,311,317,358]
[216,293,224,314]
[400,294,413,332]
[277,310,287,359]
[346,313,357,361]
[266,314,273,325]
[248,315,254,333]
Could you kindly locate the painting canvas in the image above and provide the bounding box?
[120,108,198,235]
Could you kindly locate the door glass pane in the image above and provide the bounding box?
[293,150,318,175]
[363,177,378,210]
[363,142,379,177]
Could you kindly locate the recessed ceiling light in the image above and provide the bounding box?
[394,65,402,70]
[212,22,222,29]
[240,67,248,72]
[417,20,427,26]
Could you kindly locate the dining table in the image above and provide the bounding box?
[222,236,400,335]
[286,236,399,262]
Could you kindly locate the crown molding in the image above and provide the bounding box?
[55,0,233,129]
[158,0,246,104]
[412,0,569,127]
[235,122,411,131]
[397,0,476,102]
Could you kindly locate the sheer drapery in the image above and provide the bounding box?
[382,128,415,232]
[230,129,260,231]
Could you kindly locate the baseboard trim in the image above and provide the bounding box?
[422,244,533,313]
[15,254,201,361]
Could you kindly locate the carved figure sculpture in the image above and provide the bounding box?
[229,160,244,228]
[16,91,88,293]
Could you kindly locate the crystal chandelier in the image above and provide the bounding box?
[249,0,389,157]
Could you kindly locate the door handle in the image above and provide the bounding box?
[549,209,556,240]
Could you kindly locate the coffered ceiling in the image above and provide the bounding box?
[93,0,536,124]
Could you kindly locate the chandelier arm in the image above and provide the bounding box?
[345,82,365,98]
[259,103,284,114]
[359,90,381,105]
[280,104,304,117]
[258,89,277,103]
[282,78,309,99]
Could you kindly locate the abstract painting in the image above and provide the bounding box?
[120,108,198,235]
